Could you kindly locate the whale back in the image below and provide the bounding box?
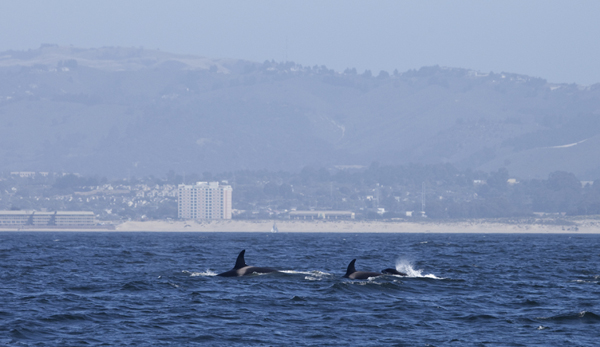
[344,259,385,279]
[381,268,407,276]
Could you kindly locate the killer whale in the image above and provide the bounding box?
[217,250,278,277]
[344,259,408,279]
[381,268,408,276]
[343,259,383,279]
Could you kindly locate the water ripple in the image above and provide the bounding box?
[1,232,599,345]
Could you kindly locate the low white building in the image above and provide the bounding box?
[0,210,96,226]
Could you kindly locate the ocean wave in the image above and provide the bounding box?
[572,279,599,284]
[120,280,151,291]
[336,279,401,288]
[158,281,179,288]
[521,299,541,306]
[460,314,499,321]
[290,295,307,301]
[42,313,90,322]
[65,285,105,293]
[537,310,600,323]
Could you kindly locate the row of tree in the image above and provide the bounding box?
[1,164,599,220]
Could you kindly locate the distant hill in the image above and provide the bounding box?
[1,45,599,179]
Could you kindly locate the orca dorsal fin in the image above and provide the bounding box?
[234,250,247,269]
[345,259,357,277]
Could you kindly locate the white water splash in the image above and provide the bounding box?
[395,259,443,279]
[280,270,331,276]
[183,269,217,277]
[280,270,332,281]
[573,279,599,284]
[343,280,386,286]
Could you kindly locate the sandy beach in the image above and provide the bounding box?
[111,218,600,233]
[2,218,599,233]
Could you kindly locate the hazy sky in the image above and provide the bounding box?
[2,1,599,84]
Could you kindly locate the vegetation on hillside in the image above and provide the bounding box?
[1,46,600,179]
[2,164,599,222]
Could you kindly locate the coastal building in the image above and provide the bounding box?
[10,171,36,178]
[0,210,96,226]
[9,172,50,179]
[178,182,232,220]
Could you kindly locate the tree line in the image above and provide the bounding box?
[1,164,599,220]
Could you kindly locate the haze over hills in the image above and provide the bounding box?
[1,45,599,179]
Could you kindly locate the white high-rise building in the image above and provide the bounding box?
[178,182,232,220]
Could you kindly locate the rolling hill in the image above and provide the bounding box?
[1,45,599,179]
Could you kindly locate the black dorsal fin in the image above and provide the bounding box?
[345,259,357,277]
[234,250,247,269]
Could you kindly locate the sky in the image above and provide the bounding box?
[1,0,599,85]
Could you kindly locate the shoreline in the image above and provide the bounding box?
[3,218,599,233]
[114,219,599,233]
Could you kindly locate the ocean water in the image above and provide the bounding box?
[1,232,599,346]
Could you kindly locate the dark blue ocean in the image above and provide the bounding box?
[1,232,599,346]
